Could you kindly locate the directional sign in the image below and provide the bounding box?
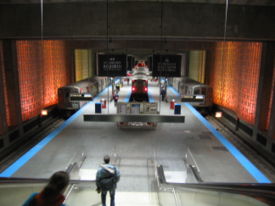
[97,54,127,76]
[152,55,181,77]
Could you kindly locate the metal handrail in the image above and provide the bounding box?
[156,165,275,205]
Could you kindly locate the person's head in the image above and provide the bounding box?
[42,171,70,200]
[104,155,110,164]
[48,171,69,192]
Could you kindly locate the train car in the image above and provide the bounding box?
[129,61,150,102]
[177,77,213,109]
[130,76,149,102]
[58,77,107,116]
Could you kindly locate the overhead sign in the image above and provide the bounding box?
[152,55,181,77]
[97,54,127,76]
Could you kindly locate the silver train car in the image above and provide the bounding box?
[172,77,213,109]
[129,61,150,102]
[58,77,108,113]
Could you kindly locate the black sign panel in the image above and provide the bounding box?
[152,55,181,77]
[127,56,135,71]
[97,54,127,76]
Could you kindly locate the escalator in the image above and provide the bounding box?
[0,156,274,206]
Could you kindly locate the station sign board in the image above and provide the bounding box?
[152,55,181,77]
[97,54,127,76]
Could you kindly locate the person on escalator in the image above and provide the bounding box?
[96,155,120,206]
[22,171,70,206]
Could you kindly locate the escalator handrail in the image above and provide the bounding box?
[0,177,95,184]
[157,165,275,203]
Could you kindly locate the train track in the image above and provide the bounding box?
[207,116,275,182]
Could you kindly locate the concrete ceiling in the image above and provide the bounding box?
[1,0,275,6]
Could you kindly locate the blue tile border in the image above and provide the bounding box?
[167,86,271,183]
[0,86,110,177]
[184,103,271,183]
[168,86,180,97]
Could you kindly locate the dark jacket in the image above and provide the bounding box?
[96,164,120,191]
[22,192,66,206]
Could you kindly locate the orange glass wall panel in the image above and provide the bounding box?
[209,41,262,125]
[17,40,71,121]
[42,40,70,108]
[17,41,43,121]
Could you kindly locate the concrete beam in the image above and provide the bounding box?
[0,2,274,40]
[83,114,185,123]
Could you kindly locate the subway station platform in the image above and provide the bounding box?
[0,81,271,206]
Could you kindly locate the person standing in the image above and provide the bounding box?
[96,155,120,206]
[22,171,70,206]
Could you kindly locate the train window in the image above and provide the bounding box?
[201,87,207,95]
[194,87,201,95]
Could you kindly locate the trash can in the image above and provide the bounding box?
[174,104,181,115]
[170,99,175,109]
[95,103,102,113]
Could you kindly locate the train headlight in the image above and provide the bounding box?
[41,109,48,116]
[215,111,223,118]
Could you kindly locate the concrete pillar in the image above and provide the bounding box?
[2,40,22,137]
[0,41,7,136]
[254,42,275,151]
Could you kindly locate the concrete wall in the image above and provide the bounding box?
[0,2,274,40]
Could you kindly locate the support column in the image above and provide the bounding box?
[268,48,275,153]
[0,41,7,136]
[254,42,275,151]
[2,40,22,137]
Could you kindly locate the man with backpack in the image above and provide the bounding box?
[96,155,120,206]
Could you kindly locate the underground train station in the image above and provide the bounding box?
[0,1,275,205]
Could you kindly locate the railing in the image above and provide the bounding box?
[0,177,99,206]
[184,147,203,182]
[156,164,275,206]
[1,158,275,206]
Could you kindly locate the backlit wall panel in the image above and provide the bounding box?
[209,42,262,125]
[237,43,261,125]
[17,40,71,121]
[75,49,92,81]
[17,41,43,121]
[189,50,206,83]
[42,40,70,107]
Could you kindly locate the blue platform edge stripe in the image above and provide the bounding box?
[168,86,181,97]
[167,87,271,183]
[184,103,271,183]
[0,86,110,178]
[124,87,132,102]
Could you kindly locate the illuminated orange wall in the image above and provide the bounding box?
[17,40,71,121]
[208,42,262,125]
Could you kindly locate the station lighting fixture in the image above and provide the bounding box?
[41,109,48,116]
[215,111,223,118]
